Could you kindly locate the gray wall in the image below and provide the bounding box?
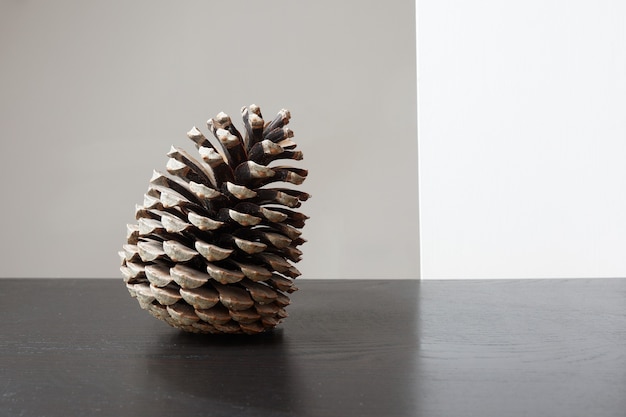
[0,1,419,278]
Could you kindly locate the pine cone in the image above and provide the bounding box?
[119,105,309,334]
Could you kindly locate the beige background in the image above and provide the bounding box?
[0,1,419,278]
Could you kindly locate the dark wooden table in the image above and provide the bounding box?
[1,279,625,417]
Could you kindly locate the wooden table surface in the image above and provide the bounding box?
[1,278,625,417]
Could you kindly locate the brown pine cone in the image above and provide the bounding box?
[119,105,309,334]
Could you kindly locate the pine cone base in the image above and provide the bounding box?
[120,105,308,334]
